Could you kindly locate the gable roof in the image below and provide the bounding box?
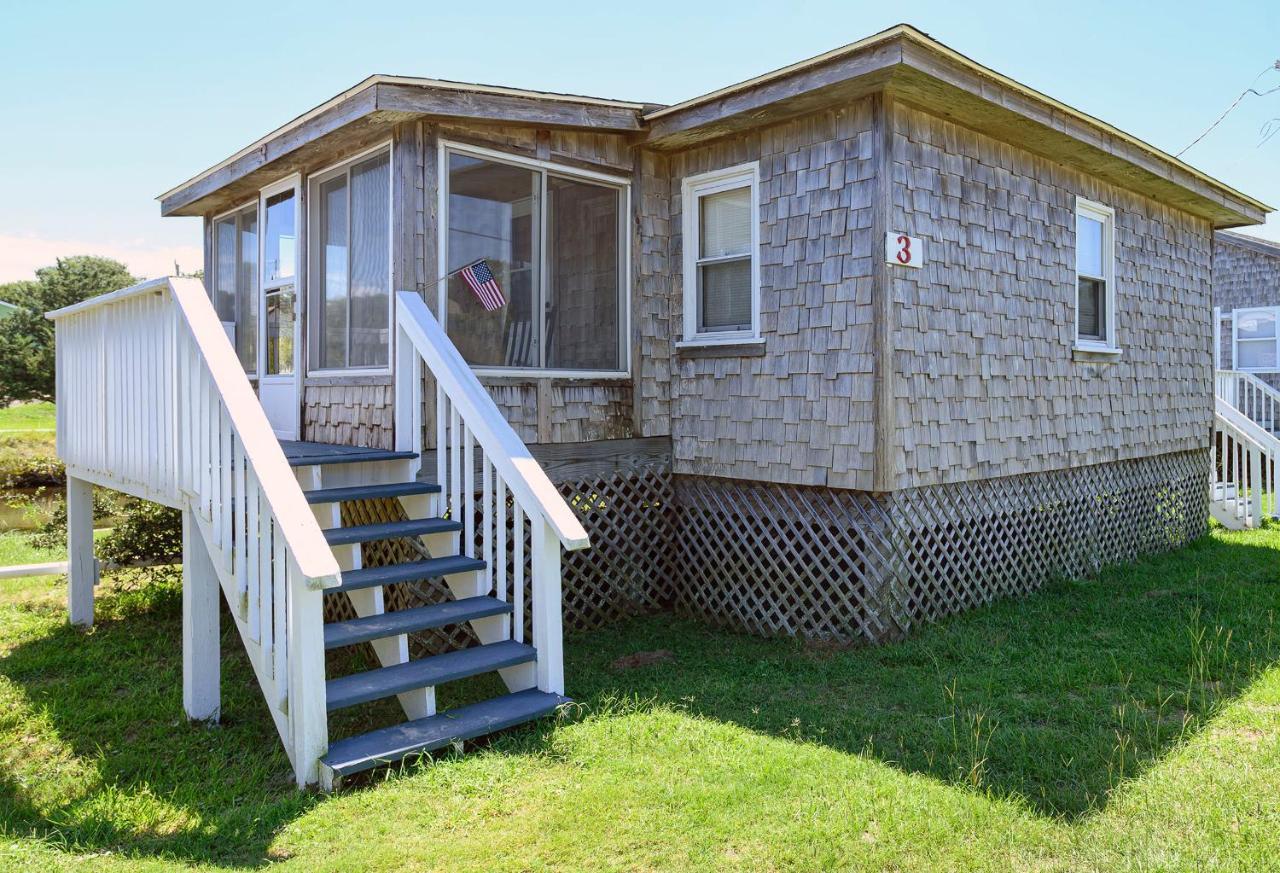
[160,24,1270,228]
[1216,230,1280,259]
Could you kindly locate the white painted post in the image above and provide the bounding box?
[66,476,97,628]
[530,523,564,695]
[182,510,221,721]
[286,560,329,787]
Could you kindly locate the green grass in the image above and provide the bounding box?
[0,531,66,569]
[2,527,1280,870]
[0,402,55,433]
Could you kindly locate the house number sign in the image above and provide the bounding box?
[885,232,924,268]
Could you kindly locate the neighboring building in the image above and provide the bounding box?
[53,24,1271,785]
[1213,231,1280,384]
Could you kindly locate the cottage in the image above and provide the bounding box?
[49,24,1271,787]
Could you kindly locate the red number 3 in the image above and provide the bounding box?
[896,234,912,264]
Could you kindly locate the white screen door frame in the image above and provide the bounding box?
[258,175,302,440]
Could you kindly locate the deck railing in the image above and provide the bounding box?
[48,277,339,785]
[393,290,589,695]
[1215,369,1280,434]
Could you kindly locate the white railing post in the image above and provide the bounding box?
[1250,441,1265,525]
[287,562,329,787]
[66,476,97,628]
[394,321,423,473]
[182,509,221,721]
[531,523,565,694]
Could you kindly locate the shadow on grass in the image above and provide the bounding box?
[564,530,1280,818]
[2,529,1279,866]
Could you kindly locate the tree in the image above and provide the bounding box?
[0,256,137,404]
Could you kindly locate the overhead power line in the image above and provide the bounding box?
[1176,60,1280,158]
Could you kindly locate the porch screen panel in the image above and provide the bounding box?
[309,148,390,371]
[349,152,390,368]
[317,174,349,369]
[446,153,538,368]
[546,176,620,370]
[213,218,236,323]
[237,211,258,372]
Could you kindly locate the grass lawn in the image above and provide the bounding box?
[0,403,59,490]
[0,530,66,569]
[2,527,1280,870]
[0,402,55,433]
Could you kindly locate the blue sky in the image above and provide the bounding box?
[1,0,1277,281]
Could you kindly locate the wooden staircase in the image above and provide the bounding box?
[284,441,568,784]
[47,278,589,789]
[1213,370,1280,529]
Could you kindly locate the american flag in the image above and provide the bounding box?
[459,259,506,311]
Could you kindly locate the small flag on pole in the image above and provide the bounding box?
[459,259,506,311]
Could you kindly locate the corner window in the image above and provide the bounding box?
[308,146,391,371]
[442,144,627,374]
[212,204,258,372]
[1075,198,1116,349]
[682,163,760,344]
[1234,307,1280,372]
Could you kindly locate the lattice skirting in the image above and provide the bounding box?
[671,449,1209,643]
[326,448,1207,652]
[324,466,675,656]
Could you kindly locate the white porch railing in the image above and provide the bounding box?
[393,290,589,695]
[48,277,339,785]
[1215,369,1280,434]
[1212,369,1280,530]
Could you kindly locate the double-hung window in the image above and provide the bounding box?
[1075,197,1116,349]
[211,204,259,372]
[682,162,760,344]
[442,143,627,375]
[308,145,392,372]
[1234,307,1280,372]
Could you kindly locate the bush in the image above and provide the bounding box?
[98,499,182,566]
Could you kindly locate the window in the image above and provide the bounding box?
[308,146,391,371]
[262,185,297,376]
[211,204,258,372]
[682,163,760,344]
[1234,307,1280,372]
[1075,197,1116,349]
[442,144,627,374]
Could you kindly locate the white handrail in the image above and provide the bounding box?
[1212,405,1270,528]
[50,276,337,784]
[1216,369,1280,435]
[49,278,340,583]
[394,291,589,550]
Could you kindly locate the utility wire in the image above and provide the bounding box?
[1176,61,1280,158]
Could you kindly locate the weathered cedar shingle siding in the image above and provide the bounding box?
[666,101,879,489]
[1212,233,1280,375]
[886,104,1213,488]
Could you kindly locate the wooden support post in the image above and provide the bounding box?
[182,510,221,722]
[66,476,97,627]
[531,523,564,695]
[287,557,329,787]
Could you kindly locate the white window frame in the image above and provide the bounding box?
[1232,306,1280,374]
[306,140,395,377]
[258,173,303,381]
[436,138,632,380]
[211,198,260,376]
[1073,196,1119,353]
[680,162,762,347]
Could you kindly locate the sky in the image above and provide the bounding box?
[0,0,1277,282]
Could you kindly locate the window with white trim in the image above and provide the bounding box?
[682,163,760,343]
[1075,197,1116,348]
[1234,307,1280,372]
[308,146,391,371]
[442,145,627,374]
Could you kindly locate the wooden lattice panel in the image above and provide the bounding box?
[671,476,899,641]
[325,466,674,655]
[672,450,1208,644]
[887,448,1208,631]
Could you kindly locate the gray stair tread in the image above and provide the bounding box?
[306,481,441,504]
[324,597,513,649]
[330,555,487,593]
[323,689,569,777]
[281,441,418,467]
[324,517,462,545]
[326,640,537,711]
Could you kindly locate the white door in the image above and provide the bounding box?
[259,179,301,440]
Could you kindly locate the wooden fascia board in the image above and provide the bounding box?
[373,82,644,131]
[160,86,380,217]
